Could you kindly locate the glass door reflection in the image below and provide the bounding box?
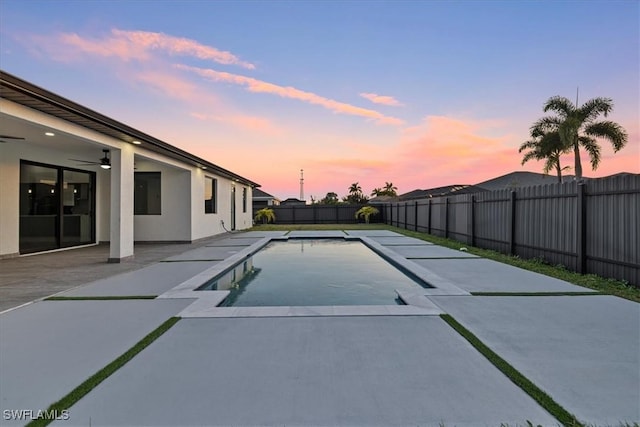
[19,163,59,253]
[61,170,94,247]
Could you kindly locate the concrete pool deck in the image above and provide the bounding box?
[0,229,638,426]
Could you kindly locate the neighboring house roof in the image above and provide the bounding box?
[253,188,277,199]
[0,70,259,188]
[280,198,305,204]
[593,172,638,179]
[399,184,487,200]
[474,171,576,191]
[368,195,399,204]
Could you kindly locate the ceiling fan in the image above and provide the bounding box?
[70,149,111,170]
[0,134,25,143]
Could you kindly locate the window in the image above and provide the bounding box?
[205,177,217,214]
[242,187,247,213]
[134,172,161,215]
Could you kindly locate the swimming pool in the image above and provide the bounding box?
[197,239,431,306]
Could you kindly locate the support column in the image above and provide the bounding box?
[108,146,135,262]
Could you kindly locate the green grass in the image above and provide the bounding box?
[45,295,157,301]
[440,314,582,427]
[249,224,640,302]
[26,317,181,427]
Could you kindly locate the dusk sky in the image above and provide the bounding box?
[1,1,638,200]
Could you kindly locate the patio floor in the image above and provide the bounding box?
[1,230,638,426]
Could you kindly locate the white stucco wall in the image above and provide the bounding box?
[190,170,253,241]
[133,160,191,242]
[238,185,253,230]
[191,168,224,240]
[0,144,20,256]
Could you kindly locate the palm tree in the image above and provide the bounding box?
[254,208,276,224]
[383,182,398,196]
[536,96,628,180]
[348,182,362,196]
[345,182,368,204]
[519,126,571,183]
[370,188,383,197]
[355,206,379,224]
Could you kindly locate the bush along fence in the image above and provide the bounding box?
[266,204,382,225]
[382,174,639,288]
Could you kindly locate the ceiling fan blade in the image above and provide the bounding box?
[0,135,25,140]
[69,158,100,164]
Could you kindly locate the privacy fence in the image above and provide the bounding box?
[268,204,377,224]
[381,174,639,287]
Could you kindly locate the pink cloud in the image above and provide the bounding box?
[176,65,406,126]
[35,29,254,68]
[112,30,255,69]
[134,70,216,105]
[360,92,404,107]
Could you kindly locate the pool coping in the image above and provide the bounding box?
[157,233,468,318]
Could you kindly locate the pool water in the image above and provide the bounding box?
[197,239,430,306]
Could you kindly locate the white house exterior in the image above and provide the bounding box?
[0,71,258,261]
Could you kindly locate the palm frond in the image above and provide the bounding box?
[542,96,574,117]
[532,116,562,133]
[519,139,538,152]
[521,151,540,165]
[584,121,629,152]
[578,97,613,122]
[578,136,602,170]
[542,156,558,175]
[538,131,567,152]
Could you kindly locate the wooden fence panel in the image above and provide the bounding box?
[407,202,417,230]
[473,189,510,253]
[514,182,578,269]
[426,199,444,237]
[585,174,640,285]
[415,201,429,233]
[449,195,471,243]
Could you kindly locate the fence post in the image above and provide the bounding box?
[508,191,516,255]
[444,198,449,239]
[427,199,432,234]
[470,195,475,246]
[576,183,586,273]
[396,203,400,227]
[292,206,296,224]
[404,202,408,229]
[414,201,419,231]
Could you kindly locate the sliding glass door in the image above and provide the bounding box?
[20,161,95,254]
[19,163,59,253]
[61,169,94,247]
